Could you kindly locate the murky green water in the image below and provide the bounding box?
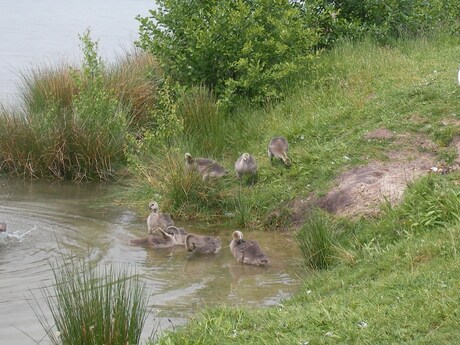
[0,177,303,344]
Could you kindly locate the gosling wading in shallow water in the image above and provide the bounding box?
[230,230,269,266]
[130,228,176,249]
[147,201,174,234]
[235,153,258,183]
[268,136,291,165]
[184,153,228,180]
[0,223,6,232]
[185,234,222,254]
[165,225,188,246]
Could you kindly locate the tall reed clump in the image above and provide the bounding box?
[32,258,149,345]
[295,209,337,270]
[0,31,134,180]
[107,51,161,128]
[176,86,228,156]
[131,150,234,218]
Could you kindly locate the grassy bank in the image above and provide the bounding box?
[127,32,460,224]
[143,34,460,343]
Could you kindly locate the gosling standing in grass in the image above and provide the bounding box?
[268,136,291,165]
[184,153,228,180]
[235,153,258,183]
[147,201,174,234]
[230,230,269,266]
[185,234,222,254]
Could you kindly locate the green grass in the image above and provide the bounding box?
[32,257,149,345]
[144,33,460,343]
[295,209,337,270]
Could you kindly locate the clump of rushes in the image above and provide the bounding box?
[0,31,162,180]
[132,149,234,218]
[107,51,161,128]
[295,209,337,270]
[176,86,227,156]
[32,258,149,345]
[20,65,77,115]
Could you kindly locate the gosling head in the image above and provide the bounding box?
[148,201,159,213]
[184,153,193,163]
[185,234,196,251]
[232,230,243,241]
[242,153,250,162]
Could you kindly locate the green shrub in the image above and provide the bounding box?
[32,257,149,345]
[137,0,321,103]
[330,0,460,41]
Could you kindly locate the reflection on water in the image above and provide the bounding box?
[0,177,303,345]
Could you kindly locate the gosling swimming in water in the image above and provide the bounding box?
[184,153,228,180]
[185,234,222,254]
[230,230,269,266]
[268,137,291,165]
[165,225,188,246]
[130,228,176,249]
[147,201,174,234]
[235,153,258,182]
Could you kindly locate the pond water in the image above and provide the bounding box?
[0,0,154,105]
[0,178,302,344]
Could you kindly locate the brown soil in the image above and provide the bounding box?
[271,130,458,229]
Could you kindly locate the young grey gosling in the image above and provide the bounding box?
[184,153,228,180]
[165,225,188,246]
[147,201,174,234]
[230,230,269,266]
[235,153,258,180]
[268,136,291,165]
[185,234,222,254]
[130,228,176,249]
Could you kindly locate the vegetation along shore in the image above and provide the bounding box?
[1,0,460,343]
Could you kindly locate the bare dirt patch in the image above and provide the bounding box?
[317,131,441,218]
[317,153,436,218]
[269,131,459,229]
[364,128,394,140]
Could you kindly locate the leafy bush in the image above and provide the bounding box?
[330,0,460,41]
[137,0,321,103]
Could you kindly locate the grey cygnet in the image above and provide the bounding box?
[184,153,228,180]
[147,201,174,234]
[268,137,291,165]
[185,234,222,254]
[130,228,176,249]
[235,153,258,179]
[230,230,269,266]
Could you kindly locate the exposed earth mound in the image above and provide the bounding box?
[272,129,459,228]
